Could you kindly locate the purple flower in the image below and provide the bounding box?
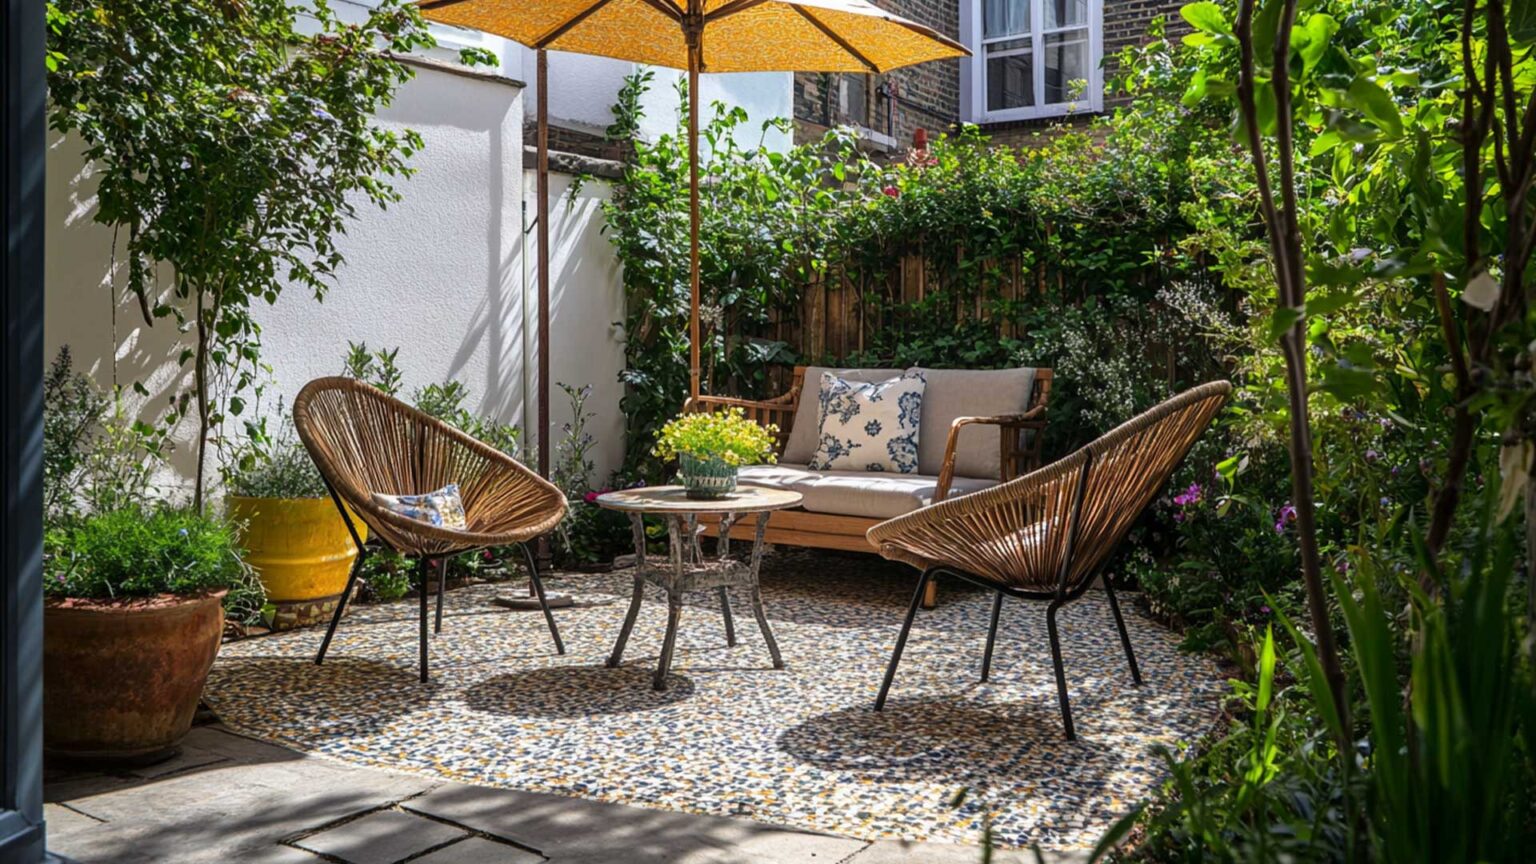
[1260,604,1272,615]
[1364,449,1380,463]
[1390,465,1401,476]
[1335,558,1350,574]
[1172,482,1204,507]
[1274,504,1298,534]
[1379,496,1392,508]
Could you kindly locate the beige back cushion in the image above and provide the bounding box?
[913,367,1037,479]
[780,367,903,464]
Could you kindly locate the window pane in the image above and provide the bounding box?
[1043,30,1089,104]
[983,0,1030,39]
[987,49,1035,110]
[1043,0,1089,30]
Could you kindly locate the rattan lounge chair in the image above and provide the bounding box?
[868,381,1231,739]
[293,376,567,682]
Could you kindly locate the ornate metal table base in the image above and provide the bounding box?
[606,511,784,690]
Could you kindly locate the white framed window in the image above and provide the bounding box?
[961,0,1104,124]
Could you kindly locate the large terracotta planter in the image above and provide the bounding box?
[44,590,226,761]
[227,496,365,630]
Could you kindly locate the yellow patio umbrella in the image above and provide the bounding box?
[417,0,967,471]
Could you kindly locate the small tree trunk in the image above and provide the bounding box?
[193,283,210,512]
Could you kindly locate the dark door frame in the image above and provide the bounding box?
[1,0,46,859]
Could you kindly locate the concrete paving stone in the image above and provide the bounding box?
[847,840,1089,864]
[294,810,468,864]
[405,783,865,863]
[47,743,437,863]
[43,803,104,837]
[122,743,229,780]
[411,836,546,864]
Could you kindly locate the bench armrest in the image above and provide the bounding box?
[933,404,1048,502]
[684,390,801,454]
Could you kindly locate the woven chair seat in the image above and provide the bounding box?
[294,376,566,558]
[868,381,1232,595]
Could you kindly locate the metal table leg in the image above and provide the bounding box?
[607,514,648,668]
[747,512,784,669]
[717,514,737,647]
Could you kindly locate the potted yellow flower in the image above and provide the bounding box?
[653,408,777,499]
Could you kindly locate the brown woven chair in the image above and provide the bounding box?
[868,381,1231,738]
[293,376,567,682]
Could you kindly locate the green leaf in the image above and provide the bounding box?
[1182,2,1232,36]
[1256,625,1276,713]
[1296,14,1338,74]
[1087,803,1145,863]
[1268,305,1304,342]
[1346,77,1403,137]
[1512,0,1536,43]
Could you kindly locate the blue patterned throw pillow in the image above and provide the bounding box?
[808,371,925,473]
[372,483,468,530]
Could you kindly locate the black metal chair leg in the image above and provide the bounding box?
[1104,577,1142,685]
[1047,599,1075,740]
[417,558,430,683]
[435,557,447,635]
[521,543,565,655]
[981,590,1004,682]
[315,547,367,665]
[875,569,933,711]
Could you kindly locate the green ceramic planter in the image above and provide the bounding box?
[679,453,738,499]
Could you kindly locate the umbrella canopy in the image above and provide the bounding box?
[417,0,966,453]
[418,0,966,73]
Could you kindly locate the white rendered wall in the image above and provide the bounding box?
[45,65,628,497]
[519,48,794,153]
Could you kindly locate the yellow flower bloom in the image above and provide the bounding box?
[654,407,778,467]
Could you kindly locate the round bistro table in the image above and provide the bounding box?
[595,484,803,690]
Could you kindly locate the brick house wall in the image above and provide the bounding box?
[793,0,1188,151]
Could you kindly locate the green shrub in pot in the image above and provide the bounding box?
[43,505,257,761]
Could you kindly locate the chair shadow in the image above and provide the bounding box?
[777,697,1114,791]
[460,665,696,718]
[204,657,442,738]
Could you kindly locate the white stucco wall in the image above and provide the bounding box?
[45,63,628,496]
[519,49,794,153]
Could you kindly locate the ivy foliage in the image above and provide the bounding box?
[603,28,1234,476]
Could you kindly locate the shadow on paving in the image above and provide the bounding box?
[778,697,1114,788]
[461,665,697,717]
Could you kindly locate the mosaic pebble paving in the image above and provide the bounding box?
[204,550,1225,850]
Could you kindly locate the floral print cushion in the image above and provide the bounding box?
[808,371,925,473]
[371,483,468,530]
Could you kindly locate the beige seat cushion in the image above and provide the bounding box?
[780,367,904,465]
[912,367,1037,479]
[739,464,996,520]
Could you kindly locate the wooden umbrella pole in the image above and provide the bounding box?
[534,50,553,572]
[536,50,552,479]
[686,8,702,400]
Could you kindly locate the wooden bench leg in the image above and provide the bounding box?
[921,579,939,609]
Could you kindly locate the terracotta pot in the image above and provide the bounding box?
[44,590,226,761]
[227,496,365,630]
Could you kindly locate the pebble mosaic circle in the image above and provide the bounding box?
[204,550,1226,850]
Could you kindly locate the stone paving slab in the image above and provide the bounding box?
[403,781,868,863]
[411,837,546,864]
[46,723,1087,864]
[294,810,466,864]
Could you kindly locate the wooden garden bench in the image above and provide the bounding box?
[687,365,1052,606]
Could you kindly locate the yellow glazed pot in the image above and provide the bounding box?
[227,496,366,631]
